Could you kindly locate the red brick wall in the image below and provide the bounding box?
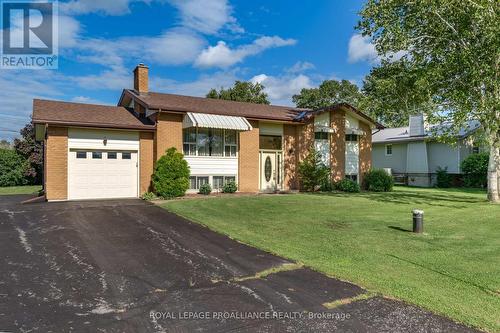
[155,112,183,160]
[140,132,154,194]
[45,126,68,201]
[283,124,299,190]
[358,121,372,185]
[331,110,346,182]
[238,121,259,192]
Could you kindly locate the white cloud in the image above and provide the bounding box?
[195,36,296,68]
[142,29,206,65]
[61,0,151,16]
[168,0,243,35]
[69,69,131,90]
[348,34,378,64]
[71,96,110,104]
[0,71,67,140]
[251,73,313,106]
[58,15,82,48]
[348,34,407,64]
[72,28,205,72]
[286,61,315,73]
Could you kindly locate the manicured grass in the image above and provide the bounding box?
[162,187,500,332]
[0,185,41,195]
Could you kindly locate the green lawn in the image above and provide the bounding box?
[162,187,500,332]
[0,185,41,195]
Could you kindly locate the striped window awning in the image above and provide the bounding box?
[182,112,253,131]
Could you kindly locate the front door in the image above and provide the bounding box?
[260,151,282,191]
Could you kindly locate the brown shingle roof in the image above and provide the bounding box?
[123,89,307,122]
[32,99,155,130]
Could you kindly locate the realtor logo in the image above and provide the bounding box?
[1,0,58,69]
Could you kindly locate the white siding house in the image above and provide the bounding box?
[372,115,481,187]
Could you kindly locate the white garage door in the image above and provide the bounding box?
[68,150,138,200]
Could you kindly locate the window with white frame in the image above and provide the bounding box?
[212,176,236,189]
[183,128,238,157]
[183,128,197,156]
[224,130,237,157]
[385,144,393,156]
[189,175,236,190]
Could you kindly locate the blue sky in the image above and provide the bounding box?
[0,0,380,141]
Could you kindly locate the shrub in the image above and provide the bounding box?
[335,179,360,193]
[222,181,238,193]
[364,169,394,192]
[461,152,489,188]
[320,180,334,192]
[0,148,29,187]
[298,149,330,191]
[199,183,212,195]
[435,166,452,188]
[152,147,190,198]
[141,192,157,201]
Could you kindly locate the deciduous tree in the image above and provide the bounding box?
[358,0,500,202]
[292,79,365,110]
[207,81,270,104]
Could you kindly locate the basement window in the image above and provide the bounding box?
[213,176,237,189]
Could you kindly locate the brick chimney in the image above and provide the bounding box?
[133,63,149,94]
[409,114,425,137]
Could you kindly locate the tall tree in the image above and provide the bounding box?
[206,81,270,104]
[358,0,500,202]
[292,79,365,110]
[14,123,43,185]
[362,59,435,127]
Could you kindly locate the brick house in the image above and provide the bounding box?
[32,64,382,201]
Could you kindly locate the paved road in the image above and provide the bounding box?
[0,195,478,332]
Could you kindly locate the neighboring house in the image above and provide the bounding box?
[372,115,481,187]
[32,64,382,201]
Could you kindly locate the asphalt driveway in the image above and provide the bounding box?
[0,195,478,332]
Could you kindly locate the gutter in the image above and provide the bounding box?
[32,119,156,131]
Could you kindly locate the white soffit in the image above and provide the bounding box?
[183,112,253,131]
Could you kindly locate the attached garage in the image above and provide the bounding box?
[67,128,140,200]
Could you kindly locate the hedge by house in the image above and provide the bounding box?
[0,148,29,187]
[152,147,190,198]
[335,179,360,193]
[461,152,489,188]
[364,169,394,192]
